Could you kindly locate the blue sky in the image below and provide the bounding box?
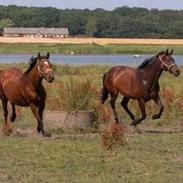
[0,0,183,10]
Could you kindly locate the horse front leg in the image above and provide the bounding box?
[131,98,146,126]
[152,95,164,120]
[38,101,46,133]
[30,103,44,135]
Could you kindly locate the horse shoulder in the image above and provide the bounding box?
[24,83,46,103]
[113,66,136,84]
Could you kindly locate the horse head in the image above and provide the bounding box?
[158,49,181,77]
[36,52,55,83]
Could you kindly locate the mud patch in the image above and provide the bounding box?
[133,124,183,134]
[1,128,59,140]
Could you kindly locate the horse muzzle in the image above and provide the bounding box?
[174,69,181,77]
[46,72,54,83]
[170,67,181,77]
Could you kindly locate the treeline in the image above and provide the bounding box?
[0,5,183,38]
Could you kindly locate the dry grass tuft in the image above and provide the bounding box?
[1,122,13,136]
[162,86,176,107]
[101,122,126,150]
[98,105,111,122]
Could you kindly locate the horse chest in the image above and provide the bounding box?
[25,88,45,103]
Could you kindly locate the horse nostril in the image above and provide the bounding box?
[49,75,54,82]
[175,70,181,76]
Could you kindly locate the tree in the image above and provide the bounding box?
[85,17,97,37]
[0,18,14,28]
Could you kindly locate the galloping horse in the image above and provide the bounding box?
[100,49,181,126]
[0,52,54,135]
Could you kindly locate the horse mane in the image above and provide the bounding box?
[138,51,169,69]
[24,56,38,75]
[24,54,50,75]
[138,56,155,69]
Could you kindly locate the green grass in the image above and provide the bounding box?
[0,133,182,183]
[1,43,183,54]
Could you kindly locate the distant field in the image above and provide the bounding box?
[1,37,183,45]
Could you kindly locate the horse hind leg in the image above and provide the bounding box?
[120,97,135,120]
[110,92,119,123]
[100,73,108,104]
[1,98,13,135]
[100,86,108,104]
[1,98,8,126]
[10,103,17,122]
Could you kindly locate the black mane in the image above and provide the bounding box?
[24,55,49,75]
[24,56,38,75]
[138,56,157,69]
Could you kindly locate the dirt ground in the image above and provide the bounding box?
[1,122,182,139]
[1,37,183,45]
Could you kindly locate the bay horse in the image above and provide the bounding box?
[0,52,54,135]
[100,49,181,126]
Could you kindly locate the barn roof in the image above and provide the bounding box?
[3,27,69,35]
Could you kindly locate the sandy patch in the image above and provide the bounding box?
[1,37,183,45]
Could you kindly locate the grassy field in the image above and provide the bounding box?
[0,63,182,183]
[0,133,183,183]
[1,43,183,54]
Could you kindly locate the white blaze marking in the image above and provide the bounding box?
[44,61,49,66]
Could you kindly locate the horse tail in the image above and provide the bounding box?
[100,72,108,104]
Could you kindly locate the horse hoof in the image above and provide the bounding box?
[10,116,16,122]
[130,120,137,126]
[43,132,52,137]
[37,127,41,133]
[152,115,159,120]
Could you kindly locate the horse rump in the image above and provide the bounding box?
[100,73,108,104]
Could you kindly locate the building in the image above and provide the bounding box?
[3,27,69,38]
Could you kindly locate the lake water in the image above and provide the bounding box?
[0,54,183,66]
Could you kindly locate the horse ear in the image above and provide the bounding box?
[29,56,36,65]
[165,49,169,55]
[170,49,174,55]
[46,52,50,59]
[37,52,41,58]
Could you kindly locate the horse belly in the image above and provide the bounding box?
[4,90,29,106]
[115,76,145,99]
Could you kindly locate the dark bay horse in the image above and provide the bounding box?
[100,49,181,126]
[0,52,54,135]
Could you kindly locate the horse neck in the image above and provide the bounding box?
[23,65,43,89]
[139,58,162,88]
